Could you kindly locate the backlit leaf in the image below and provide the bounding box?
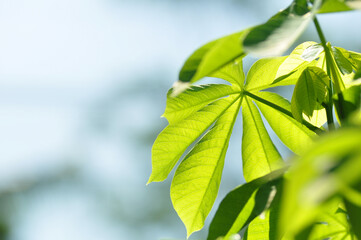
[291,67,330,122]
[242,0,321,57]
[171,95,242,237]
[149,85,240,183]
[274,41,320,86]
[254,91,317,155]
[177,30,249,85]
[242,97,283,182]
[316,0,353,13]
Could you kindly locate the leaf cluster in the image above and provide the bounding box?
[149,0,361,239]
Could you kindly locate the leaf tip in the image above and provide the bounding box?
[171,81,190,97]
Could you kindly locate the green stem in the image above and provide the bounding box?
[313,17,342,129]
[243,91,321,133]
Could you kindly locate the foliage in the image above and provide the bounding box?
[149,0,361,239]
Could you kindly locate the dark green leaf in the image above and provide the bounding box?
[242,0,321,57]
[207,169,285,240]
[344,182,361,239]
[332,46,353,75]
[333,86,361,121]
[243,181,283,240]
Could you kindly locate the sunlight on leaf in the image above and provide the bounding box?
[242,0,321,57]
[242,97,283,182]
[178,31,249,84]
[291,67,330,123]
[171,95,242,237]
[254,92,317,155]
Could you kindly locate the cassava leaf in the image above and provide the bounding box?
[333,85,361,120]
[148,85,239,183]
[332,46,353,75]
[243,181,282,240]
[207,169,285,240]
[242,97,283,182]
[295,206,356,240]
[274,41,320,86]
[279,127,361,238]
[301,43,324,62]
[177,30,249,86]
[149,60,246,237]
[244,57,288,92]
[164,84,238,125]
[242,0,321,57]
[316,0,353,13]
[291,67,330,122]
[171,94,242,237]
[252,91,317,155]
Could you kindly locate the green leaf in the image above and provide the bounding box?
[291,67,330,122]
[332,46,353,75]
[270,41,322,87]
[243,182,282,240]
[242,0,321,57]
[344,183,361,239]
[177,30,249,85]
[279,127,361,238]
[253,91,317,155]
[301,43,324,62]
[355,66,361,80]
[242,97,283,182]
[244,57,288,92]
[209,60,245,89]
[149,85,239,183]
[316,0,353,13]
[164,84,238,125]
[171,95,243,238]
[333,85,361,121]
[299,207,355,240]
[207,169,285,240]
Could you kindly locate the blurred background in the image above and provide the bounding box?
[0,0,360,239]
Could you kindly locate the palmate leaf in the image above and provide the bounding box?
[291,67,330,122]
[207,169,285,240]
[149,60,246,237]
[242,0,321,57]
[151,41,322,238]
[279,127,361,238]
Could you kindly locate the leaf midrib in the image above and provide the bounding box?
[245,97,273,172]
